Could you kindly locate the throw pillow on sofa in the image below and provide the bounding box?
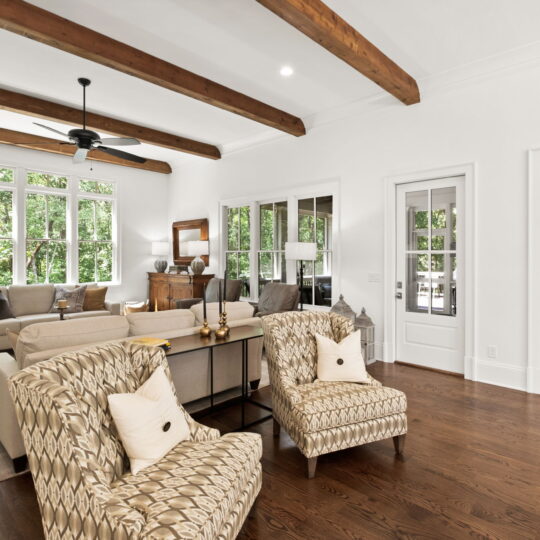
[0,291,13,319]
[50,285,87,313]
[83,286,108,311]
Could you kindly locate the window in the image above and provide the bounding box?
[25,172,67,284]
[225,206,250,297]
[0,168,14,286]
[258,201,287,293]
[78,180,114,283]
[298,196,333,306]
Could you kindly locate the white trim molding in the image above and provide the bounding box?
[383,162,477,380]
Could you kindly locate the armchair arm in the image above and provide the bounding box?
[175,298,202,310]
[186,417,220,442]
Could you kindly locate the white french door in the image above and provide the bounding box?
[395,176,465,373]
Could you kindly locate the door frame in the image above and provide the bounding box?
[384,163,477,380]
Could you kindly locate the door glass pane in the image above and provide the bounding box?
[406,190,428,251]
[431,253,457,316]
[431,187,456,250]
[406,253,429,313]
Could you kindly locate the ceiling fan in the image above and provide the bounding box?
[33,78,146,165]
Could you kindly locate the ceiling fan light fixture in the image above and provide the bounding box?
[279,65,294,77]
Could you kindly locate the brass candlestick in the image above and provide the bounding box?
[200,319,211,338]
[215,303,230,339]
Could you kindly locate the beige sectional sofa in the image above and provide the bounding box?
[0,301,262,465]
[0,283,121,350]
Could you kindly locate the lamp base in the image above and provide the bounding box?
[154,259,167,273]
[190,256,206,275]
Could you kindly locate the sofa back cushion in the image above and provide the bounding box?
[15,315,129,368]
[190,301,254,325]
[127,310,195,336]
[8,284,55,317]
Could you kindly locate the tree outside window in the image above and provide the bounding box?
[226,206,250,297]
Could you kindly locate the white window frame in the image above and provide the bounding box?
[0,161,119,286]
[0,167,16,286]
[219,180,340,309]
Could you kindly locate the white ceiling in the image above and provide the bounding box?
[1,0,540,166]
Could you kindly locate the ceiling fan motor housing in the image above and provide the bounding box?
[68,128,100,149]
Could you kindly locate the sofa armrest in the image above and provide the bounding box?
[0,354,25,459]
[175,298,202,310]
[105,301,121,315]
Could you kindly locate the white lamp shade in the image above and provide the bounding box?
[151,241,169,256]
[285,242,317,261]
[187,240,209,257]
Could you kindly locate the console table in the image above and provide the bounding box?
[166,325,271,430]
[148,272,214,311]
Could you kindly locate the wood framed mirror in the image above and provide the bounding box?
[172,218,209,265]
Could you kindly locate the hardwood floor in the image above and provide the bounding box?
[1,362,539,539]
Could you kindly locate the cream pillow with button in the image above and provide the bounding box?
[315,331,370,383]
[108,366,190,474]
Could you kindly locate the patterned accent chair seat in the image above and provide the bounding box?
[9,342,262,539]
[262,311,407,478]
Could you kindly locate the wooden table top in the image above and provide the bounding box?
[166,325,263,356]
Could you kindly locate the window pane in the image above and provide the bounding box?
[47,242,67,283]
[26,193,46,239]
[26,241,47,284]
[316,196,332,250]
[406,190,428,251]
[406,253,429,313]
[238,252,250,297]
[80,179,113,195]
[47,195,67,240]
[239,206,250,251]
[258,252,273,294]
[27,171,67,189]
[298,260,314,305]
[226,252,238,279]
[275,201,288,250]
[315,252,332,307]
[227,208,239,251]
[431,187,456,250]
[0,190,13,237]
[96,200,112,241]
[259,203,273,251]
[97,242,113,282]
[431,253,456,316]
[79,242,95,283]
[0,168,14,183]
[298,198,315,242]
[78,199,94,241]
[0,240,13,285]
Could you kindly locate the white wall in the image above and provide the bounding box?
[0,145,169,303]
[168,62,540,393]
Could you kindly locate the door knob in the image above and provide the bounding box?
[395,292,402,299]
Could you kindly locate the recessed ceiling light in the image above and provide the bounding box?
[280,65,294,77]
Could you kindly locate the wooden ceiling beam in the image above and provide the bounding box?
[0,0,306,137]
[0,128,172,174]
[256,0,420,105]
[0,88,221,160]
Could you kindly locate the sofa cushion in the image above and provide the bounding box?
[0,318,20,336]
[17,313,62,328]
[290,381,407,433]
[190,301,254,325]
[8,284,55,317]
[127,310,195,336]
[50,285,87,313]
[111,432,262,538]
[0,291,14,320]
[15,315,129,369]
[64,310,111,320]
[83,286,108,311]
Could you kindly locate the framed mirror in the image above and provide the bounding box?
[172,218,209,265]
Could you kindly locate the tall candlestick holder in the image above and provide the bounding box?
[199,319,211,338]
[215,302,230,339]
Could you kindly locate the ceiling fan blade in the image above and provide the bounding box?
[33,122,69,138]
[96,146,146,164]
[99,137,140,146]
[73,147,89,164]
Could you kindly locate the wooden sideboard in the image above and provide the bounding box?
[148,273,214,311]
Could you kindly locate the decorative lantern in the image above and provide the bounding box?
[330,294,356,322]
[355,307,375,364]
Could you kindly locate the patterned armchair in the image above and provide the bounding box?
[263,311,407,478]
[9,342,262,539]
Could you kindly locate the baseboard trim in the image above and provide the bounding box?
[474,359,527,392]
[526,366,540,394]
[395,361,463,378]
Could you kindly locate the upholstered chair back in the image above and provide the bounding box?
[262,311,353,386]
[206,277,243,302]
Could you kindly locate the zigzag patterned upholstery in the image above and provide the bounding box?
[9,341,262,539]
[262,311,407,467]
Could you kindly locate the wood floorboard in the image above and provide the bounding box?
[1,362,539,539]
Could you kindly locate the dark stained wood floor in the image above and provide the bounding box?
[1,362,539,539]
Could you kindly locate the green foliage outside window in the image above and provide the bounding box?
[0,168,14,183]
[226,206,250,296]
[27,171,68,189]
[0,190,13,285]
[80,179,114,195]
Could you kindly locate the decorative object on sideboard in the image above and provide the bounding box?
[187,240,209,275]
[199,283,211,337]
[330,294,356,322]
[285,241,317,311]
[151,241,169,273]
[355,307,375,364]
[172,218,209,266]
[168,265,188,274]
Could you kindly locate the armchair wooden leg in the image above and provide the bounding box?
[249,379,261,391]
[307,457,318,479]
[393,434,406,455]
[273,418,280,437]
